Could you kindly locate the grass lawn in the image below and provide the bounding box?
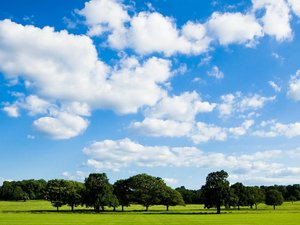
[0,200,300,225]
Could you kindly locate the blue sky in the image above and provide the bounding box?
[1,0,300,188]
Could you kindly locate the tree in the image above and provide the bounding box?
[230,182,249,210]
[18,179,46,200]
[247,186,265,209]
[201,170,230,214]
[161,186,184,211]
[45,179,68,211]
[12,186,27,201]
[175,186,201,204]
[64,181,84,211]
[0,181,15,200]
[128,174,166,211]
[113,179,131,212]
[83,173,116,212]
[265,189,284,210]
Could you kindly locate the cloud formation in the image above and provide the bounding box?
[83,138,300,184]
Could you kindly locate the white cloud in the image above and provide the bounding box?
[0,177,6,186]
[206,12,263,46]
[123,12,211,56]
[253,120,300,138]
[83,138,298,184]
[130,91,217,139]
[100,56,172,114]
[218,94,236,117]
[228,119,255,136]
[252,0,292,41]
[145,91,216,122]
[62,171,88,181]
[268,80,281,92]
[191,119,254,144]
[0,19,108,103]
[2,104,19,117]
[287,70,300,101]
[207,66,224,79]
[239,94,276,111]
[217,92,276,117]
[2,95,52,117]
[191,122,228,143]
[288,0,300,17]
[78,0,130,37]
[33,112,89,140]
[0,20,175,138]
[163,178,178,186]
[271,52,284,62]
[130,118,193,137]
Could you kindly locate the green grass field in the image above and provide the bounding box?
[1,200,300,225]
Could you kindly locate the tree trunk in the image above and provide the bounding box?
[216,204,221,214]
[273,205,275,210]
[113,207,116,212]
[101,206,105,212]
[166,205,169,211]
[122,205,124,212]
[145,205,149,211]
[95,205,100,213]
[238,205,240,210]
[71,205,74,212]
[56,206,59,212]
[255,204,258,210]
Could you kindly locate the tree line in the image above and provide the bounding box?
[0,171,299,213]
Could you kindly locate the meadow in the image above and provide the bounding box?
[0,200,300,225]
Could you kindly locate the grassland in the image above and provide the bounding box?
[0,200,300,225]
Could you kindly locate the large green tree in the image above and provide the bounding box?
[128,174,166,211]
[45,179,68,211]
[230,182,249,210]
[175,186,201,204]
[265,189,284,210]
[160,186,184,211]
[83,173,117,212]
[247,186,265,209]
[201,170,230,214]
[64,181,84,211]
[113,179,131,212]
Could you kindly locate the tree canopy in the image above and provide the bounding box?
[201,170,230,214]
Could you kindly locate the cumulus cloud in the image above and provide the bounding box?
[83,138,300,184]
[33,112,89,140]
[288,0,300,17]
[2,95,51,117]
[217,92,276,117]
[253,120,300,138]
[163,178,178,186]
[2,104,19,117]
[119,12,211,56]
[77,0,130,37]
[82,138,295,179]
[77,0,297,57]
[268,80,281,92]
[130,91,218,139]
[130,118,192,138]
[191,120,254,144]
[239,94,276,111]
[62,171,88,181]
[287,70,300,101]
[0,20,175,138]
[252,0,292,41]
[0,20,173,114]
[207,66,224,79]
[206,12,263,46]
[145,91,216,122]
